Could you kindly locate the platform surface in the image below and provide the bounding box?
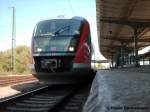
[83,68,150,112]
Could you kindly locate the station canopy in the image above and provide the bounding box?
[96,0,150,59]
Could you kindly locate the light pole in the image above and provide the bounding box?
[9,7,16,72]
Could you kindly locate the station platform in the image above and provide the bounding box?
[83,67,150,112]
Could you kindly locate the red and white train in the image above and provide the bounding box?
[31,16,94,83]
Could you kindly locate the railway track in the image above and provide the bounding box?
[0,75,38,86]
[0,84,90,112]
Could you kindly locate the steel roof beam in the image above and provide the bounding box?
[100,17,150,28]
[101,44,148,49]
[101,36,150,42]
[112,0,138,41]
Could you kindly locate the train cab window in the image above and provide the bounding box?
[34,19,82,37]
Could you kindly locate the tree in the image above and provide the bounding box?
[0,45,31,74]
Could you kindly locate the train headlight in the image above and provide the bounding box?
[37,48,42,52]
[68,46,75,52]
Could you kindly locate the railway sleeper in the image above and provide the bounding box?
[22,100,57,104]
[7,107,49,112]
[15,103,53,108]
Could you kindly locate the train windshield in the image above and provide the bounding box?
[33,19,82,53]
[34,19,81,36]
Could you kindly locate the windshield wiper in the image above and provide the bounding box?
[54,25,70,35]
[36,25,70,37]
[39,32,55,36]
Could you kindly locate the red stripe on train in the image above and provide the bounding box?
[74,21,90,63]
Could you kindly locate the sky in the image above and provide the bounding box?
[0,0,104,60]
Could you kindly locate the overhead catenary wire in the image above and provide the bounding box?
[67,0,75,16]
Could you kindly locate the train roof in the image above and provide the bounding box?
[37,16,86,24]
[71,16,86,21]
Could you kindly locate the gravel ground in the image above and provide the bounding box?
[83,69,150,112]
[0,81,39,99]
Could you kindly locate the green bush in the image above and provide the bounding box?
[0,45,31,74]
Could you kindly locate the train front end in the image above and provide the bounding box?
[31,17,94,84]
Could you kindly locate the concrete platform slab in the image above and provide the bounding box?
[83,70,150,112]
